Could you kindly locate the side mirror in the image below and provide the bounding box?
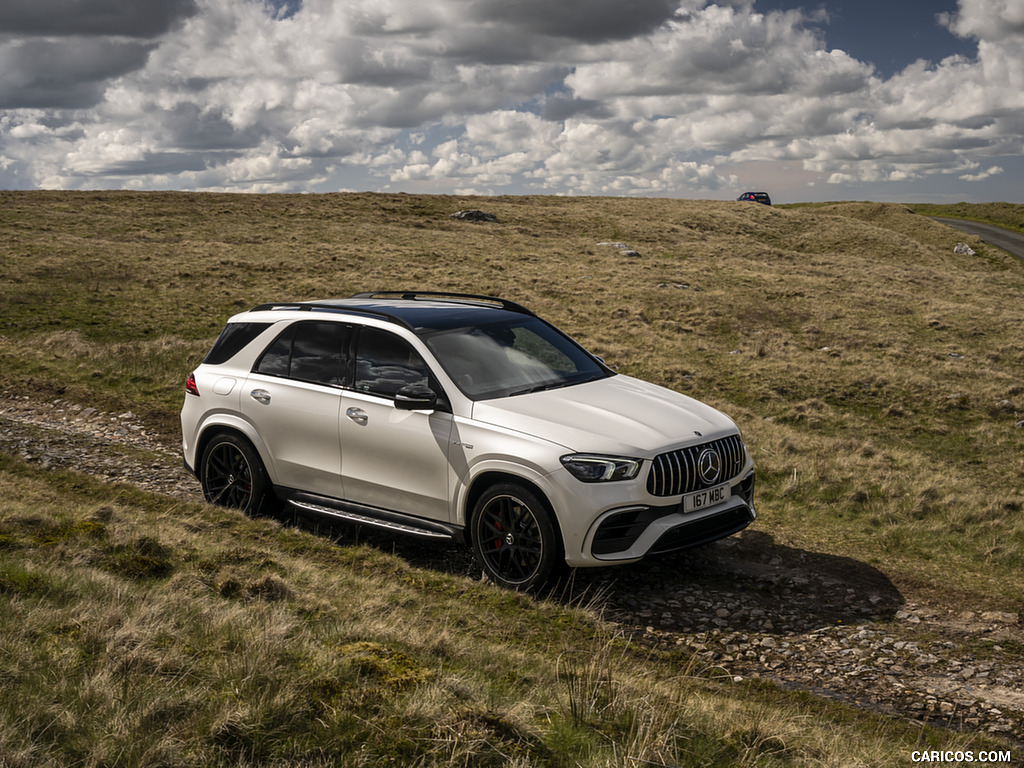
[394,383,438,411]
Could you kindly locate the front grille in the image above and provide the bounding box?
[646,434,746,497]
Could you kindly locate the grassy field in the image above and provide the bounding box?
[786,201,1024,234]
[2,191,1023,765]
[906,202,1024,233]
[2,451,991,767]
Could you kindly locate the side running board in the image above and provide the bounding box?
[287,494,461,542]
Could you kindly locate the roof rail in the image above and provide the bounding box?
[350,291,536,317]
[247,301,416,331]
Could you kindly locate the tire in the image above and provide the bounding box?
[200,432,274,516]
[470,482,562,591]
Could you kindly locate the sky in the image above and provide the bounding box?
[0,0,1021,203]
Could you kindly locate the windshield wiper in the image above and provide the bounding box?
[507,381,569,397]
[507,372,609,398]
[503,370,606,399]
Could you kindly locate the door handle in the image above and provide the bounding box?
[346,407,368,425]
[250,388,271,405]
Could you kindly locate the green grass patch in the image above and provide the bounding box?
[907,202,1024,233]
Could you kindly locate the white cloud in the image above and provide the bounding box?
[7,120,53,140]
[462,111,562,162]
[940,0,1024,43]
[0,0,1020,200]
[565,4,867,101]
[960,165,1004,181]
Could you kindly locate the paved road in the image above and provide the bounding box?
[929,216,1024,261]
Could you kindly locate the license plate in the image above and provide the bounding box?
[683,483,731,514]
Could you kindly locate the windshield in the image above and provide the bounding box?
[422,317,611,400]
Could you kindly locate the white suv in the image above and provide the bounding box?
[181,292,755,589]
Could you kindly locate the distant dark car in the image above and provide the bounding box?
[737,192,771,205]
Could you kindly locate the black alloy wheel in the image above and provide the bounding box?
[471,483,560,591]
[200,433,272,515]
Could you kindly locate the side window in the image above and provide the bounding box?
[256,325,294,377]
[204,322,273,365]
[355,328,432,398]
[255,321,349,386]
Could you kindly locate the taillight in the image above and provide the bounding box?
[185,372,200,396]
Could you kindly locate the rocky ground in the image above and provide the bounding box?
[2,392,1021,744]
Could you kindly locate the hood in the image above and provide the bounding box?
[470,374,738,456]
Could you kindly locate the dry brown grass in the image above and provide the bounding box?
[2,191,1023,610]
[2,454,995,766]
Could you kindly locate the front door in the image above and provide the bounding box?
[339,327,454,521]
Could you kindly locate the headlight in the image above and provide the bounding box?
[560,454,642,483]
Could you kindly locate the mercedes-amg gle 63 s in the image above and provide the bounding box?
[181,292,755,590]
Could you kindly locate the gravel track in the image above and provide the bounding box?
[2,393,1021,743]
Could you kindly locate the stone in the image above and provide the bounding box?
[980,611,1019,624]
[597,241,641,257]
[449,209,498,222]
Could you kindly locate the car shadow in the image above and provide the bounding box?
[546,529,905,636]
[272,504,481,574]
[275,508,904,635]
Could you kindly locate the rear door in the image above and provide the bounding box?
[242,320,350,498]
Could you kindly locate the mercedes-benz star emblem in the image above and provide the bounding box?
[697,448,722,485]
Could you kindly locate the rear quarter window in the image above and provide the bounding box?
[203,322,273,365]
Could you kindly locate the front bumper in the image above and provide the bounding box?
[583,470,756,562]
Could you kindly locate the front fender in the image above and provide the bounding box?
[449,415,563,522]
